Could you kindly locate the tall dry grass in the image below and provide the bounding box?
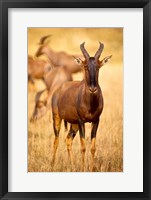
[28,28,123,172]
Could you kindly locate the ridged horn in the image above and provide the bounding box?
[80,42,90,60]
[94,42,104,60]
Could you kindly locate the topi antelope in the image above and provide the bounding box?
[51,42,112,171]
[35,35,84,73]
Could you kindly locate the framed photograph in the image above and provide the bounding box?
[0,0,150,199]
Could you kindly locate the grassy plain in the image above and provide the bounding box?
[28,28,123,172]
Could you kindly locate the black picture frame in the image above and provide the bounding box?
[0,0,151,199]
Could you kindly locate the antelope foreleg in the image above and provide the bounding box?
[78,122,86,172]
[90,118,99,172]
[51,114,61,169]
[51,136,59,167]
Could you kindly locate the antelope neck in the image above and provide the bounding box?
[83,80,100,112]
[44,47,57,64]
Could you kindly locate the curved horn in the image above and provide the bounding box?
[38,35,52,45]
[94,42,104,60]
[80,42,90,60]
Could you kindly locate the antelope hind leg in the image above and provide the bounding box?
[64,120,68,132]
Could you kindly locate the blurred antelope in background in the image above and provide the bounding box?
[30,65,72,122]
[35,35,84,73]
[28,55,53,84]
[51,42,112,171]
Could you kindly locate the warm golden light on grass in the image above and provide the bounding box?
[28,28,123,172]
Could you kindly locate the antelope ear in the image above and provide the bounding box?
[73,56,84,65]
[99,55,112,67]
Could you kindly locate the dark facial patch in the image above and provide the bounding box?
[84,57,99,89]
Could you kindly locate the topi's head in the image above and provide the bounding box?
[74,42,112,93]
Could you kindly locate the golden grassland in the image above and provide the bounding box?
[28,28,123,172]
